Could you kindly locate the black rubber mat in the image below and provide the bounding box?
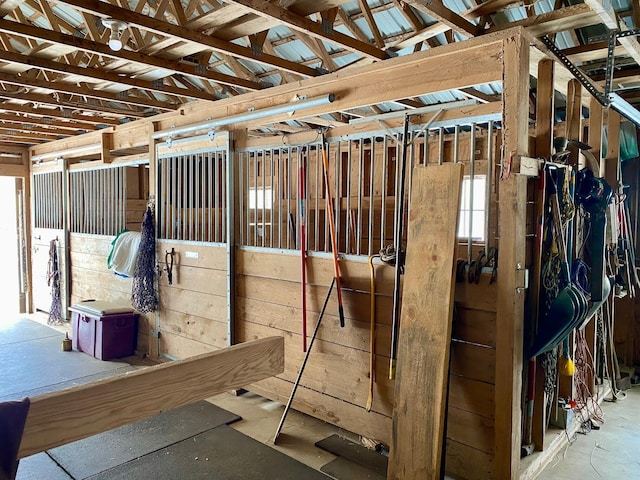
[16,453,72,480]
[88,425,330,480]
[315,434,388,477]
[321,456,386,480]
[48,401,241,479]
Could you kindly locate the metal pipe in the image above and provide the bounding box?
[468,124,476,263]
[334,141,341,253]
[368,137,375,256]
[154,94,336,140]
[389,115,410,380]
[485,121,493,252]
[349,99,477,125]
[381,135,388,251]
[31,143,102,162]
[356,139,363,255]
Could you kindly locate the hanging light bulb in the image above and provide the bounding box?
[101,18,128,52]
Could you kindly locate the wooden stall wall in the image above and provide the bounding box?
[156,242,229,358]
[69,234,152,355]
[235,127,500,479]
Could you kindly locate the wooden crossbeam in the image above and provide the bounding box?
[0,113,98,131]
[488,4,601,36]
[54,0,319,77]
[222,0,387,60]
[18,336,284,458]
[584,0,640,66]
[0,102,117,125]
[0,17,263,92]
[404,0,480,37]
[0,48,217,103]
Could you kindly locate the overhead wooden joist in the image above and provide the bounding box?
[0,112,99,132]
[18,336,284,458]
[221,0,388,61]
[0,18,264,92]
[0,102,118,126]
[53,0,320,77]
[0,49,219,103]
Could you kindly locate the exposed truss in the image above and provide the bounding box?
[0,0,638,146]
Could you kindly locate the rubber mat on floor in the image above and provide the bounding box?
[87,424,330,480]
[48,401,241,479]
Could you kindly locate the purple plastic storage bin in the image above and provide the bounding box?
[69,301,139,360]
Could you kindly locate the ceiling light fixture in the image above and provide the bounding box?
[101,18,128,52]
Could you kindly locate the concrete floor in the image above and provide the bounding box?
[9,313,640,479]
[537,386,640,479]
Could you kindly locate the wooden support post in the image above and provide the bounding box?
[495,33,529,480]
[535,59,554,159]
[101,132,113,164]
[148,122,159,359]
[387,163,463,479]
[18,336,284,458]
[603,110,620,188]
[531,58,554,452]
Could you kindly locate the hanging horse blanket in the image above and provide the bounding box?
[107,230,142,278]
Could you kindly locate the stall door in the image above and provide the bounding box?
[31,169,68,319]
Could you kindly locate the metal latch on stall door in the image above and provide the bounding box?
[150,329,161,339]
[516,263,529,293]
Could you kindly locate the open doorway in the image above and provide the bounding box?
[0,176,20,316]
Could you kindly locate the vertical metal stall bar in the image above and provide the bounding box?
[277,148,283,249]
[89,170,94,234]
[468,124,476,263]
[107,168,113,235]
[222,150,227,243]
[183,155,188,241]
[253,151,258,247]
[195,154,201,241]
[286,147,292,249]
[202,153,206,242]
[205,152,216,242]
[217,151,222,243]
[121,167,127,233]
[170,157,177,239]
[246,152,251,246]
[381,135,388,251]
[270,149,275,249]
[84,171,89,233]
[423,130,429,166]
[368,136,375,256]
[178,155,184,240]
[392,135,401,246]
[262,150,267,248]
[485,121,493,252]
[345,140,352,254]
[158,159,163,238]
[236,152,242,245]
[356,139,363,256]
[314,145,320,252]
[189,154,195,241]
[333,141,341,254]
[438,127,445,165]
[407,131,416,217]
[105,168,110,235]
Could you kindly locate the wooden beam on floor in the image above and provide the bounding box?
[387,163,464,479]
[18,336,284,458]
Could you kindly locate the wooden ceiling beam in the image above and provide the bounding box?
[0,124,61,138]
[358,0,385,48]
[0,119,81,136]
[462,0,521,20]
[0,70,174,112]
[0,0,24,17]
[0,102,118,125]
[0,48,217,102]
[0,89,147,118]
[54,0,319,77]
[0,112,98,131]
[404,0,480,37]
[220,0,387,60]
[584,0,640,67]
[0,18,264,91]
[0,131,48,143]
[487,4,602,36]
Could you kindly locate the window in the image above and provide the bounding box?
[248,187,273,210]
[458,175,486,242]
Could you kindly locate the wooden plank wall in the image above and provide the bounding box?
[156,241,228,358]
[236,249,497,479]
[69,234,151,354]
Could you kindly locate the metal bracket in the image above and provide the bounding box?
[540,36,607,106]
